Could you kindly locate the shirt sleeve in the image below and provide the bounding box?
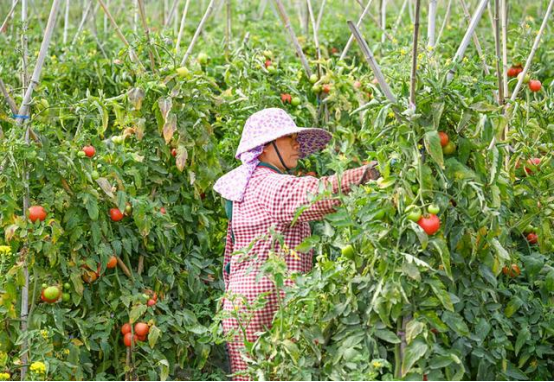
[257,165,375,224]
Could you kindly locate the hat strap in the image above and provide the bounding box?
[271,141,290,173]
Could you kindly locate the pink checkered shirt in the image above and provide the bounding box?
[222,163,374,380]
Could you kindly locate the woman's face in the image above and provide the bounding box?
[261,133,301,171]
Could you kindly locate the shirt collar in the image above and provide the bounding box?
[258,161,284,174]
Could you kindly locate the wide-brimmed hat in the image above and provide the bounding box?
[235,108,332,159]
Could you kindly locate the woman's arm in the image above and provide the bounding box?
[258,163,379,224]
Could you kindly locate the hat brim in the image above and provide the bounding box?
[236,126,332,159]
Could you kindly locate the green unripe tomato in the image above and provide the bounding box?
[291,97,301,106]
[263,50,273,59]
[176,66,189,78]
[442,141,456,155]
[309,74,318,84]
[406,206,422,222]
[312,84,322,93]
[267,65,277,74]
[341,245,355,260]
[517,72,530,84]
[91,170,100,180]
[41,283,48,289]
[64,282,71,290]
[197,52,209,65]
[77,151,87,158]
[62,293,71,302]
[427,204,440,215]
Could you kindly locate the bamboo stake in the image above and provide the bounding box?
[137,0,160,72]
[459,0,490,75]
[225,0,231,58]
[306,0,321,81]
[180,0,216,66]
[347,21,397,104]
[410,0,421,109]
[17,3,63,378]
[272,0,312,77]
[380,0,387,44]
[96,0,143,69]
[257,0,267,20]
[315,0,326,32]
[165,0,180,26]
[339,0,376,61]
[134,0,138,33]
[446,0,489,83]
[392,0,408,35]
[63,0,69,44]
[175,0,191,53]
[103,0,108,35]
[435,0,452,47]
[488,0,554,151]
[70,0,94,47]
[493,0,504,105]
[0,79,18,114]
[509,0,553,102]
[0,0,19,33]
[21,0,29,96]
[501,0,508,98]
[427,0,437,48]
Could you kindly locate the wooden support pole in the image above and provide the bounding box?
[410,0,421,109]
[180,0,216,66]
[339,0,376,61]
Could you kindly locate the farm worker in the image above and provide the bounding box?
[213,108,379,380]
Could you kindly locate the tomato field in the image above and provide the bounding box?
[1,0,554,380]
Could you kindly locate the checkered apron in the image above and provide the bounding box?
[222,164,370,380]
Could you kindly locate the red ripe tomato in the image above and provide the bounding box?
[136,334,147,342]
[264,59,272,68]
[107,255,118,269]
[527,233,538,244]
[353,81,362,89]
[280,93,292,103]
[121,323,131,336]
[28,205,47,222]
[330,47,339,54]
[134,322,149,337]
[147,299,156,307]
[502,264,521,277]
[528,79,541,92]
[417,214,441,235]
[322,84,331,94]
[171,148,177,157]
[438,132,449,147]
[524,157,541,175]
[507,67,518,77]
[82,145,96,158]
[110,208,124,222]
[123,332,135,347]
[160,207,166,215]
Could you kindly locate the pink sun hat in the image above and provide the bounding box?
[214,108,332,202]
[235,108,332,159]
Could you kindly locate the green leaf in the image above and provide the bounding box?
[432,102,445,129]
[149,325,161,348]
[488,145,501,185]
[442,311,470,336]
[374,329,401,344]
[70,272,84,296]
[491,239,510,261]
[401,339,428,377]
[406,320,425,344]
[129,305,147,323]
[504,297,523,318]
[282,339,300,364]
[83,193,99,221]
[157,359,169,381]
[515,327,530,356]
[430,238,452,280]
[544,270,554,292]
[427,278,454,312]
[424,131,444,169]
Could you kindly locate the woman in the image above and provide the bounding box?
[214,108,379,379]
